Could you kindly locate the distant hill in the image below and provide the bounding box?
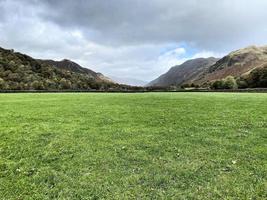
[0,47,116,90]
[147,57,219,87]
[111,76,147,86]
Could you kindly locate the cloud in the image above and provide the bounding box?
[40,0,267,50]
[0,0,267,82]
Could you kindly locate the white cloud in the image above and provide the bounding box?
[156,48,187,74]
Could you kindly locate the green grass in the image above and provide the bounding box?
[0,93,266,199]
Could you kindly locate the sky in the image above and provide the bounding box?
[1,0,267,83]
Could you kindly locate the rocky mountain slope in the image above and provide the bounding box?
[147,57,218,86]
[148,45,267,87]
[194,45,267,85]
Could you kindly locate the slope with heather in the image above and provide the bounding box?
[195,45,267,85]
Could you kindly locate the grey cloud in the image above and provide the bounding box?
[39,0,267,51]
[2,0,267,52]
[0,1,6,21]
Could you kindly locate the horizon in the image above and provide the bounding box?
[1,0,267,83]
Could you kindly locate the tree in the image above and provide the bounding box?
[181,83,190,89]
[236,78,248,89]
[8,81,20,90]
[0,78,5,89]
[224,76,238,89]
[31,80,45,90]
[7,73,20,82]
[212,80,225,89]
[44,80,57,90]
[59,78,72,89]
[258,66,267,87]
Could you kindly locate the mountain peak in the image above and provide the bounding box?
[229,45,267,57]
[61,59,72,63]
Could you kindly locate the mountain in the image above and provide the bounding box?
[2,45,267,91]
[39,59,114,83]
[111,76,147,86]
[148,45,267,88]
[194,45,267,85]
[147,57,219,87]
[0,47,116,90]
[40,59,98,76]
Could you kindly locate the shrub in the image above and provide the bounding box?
[212,80,225,89]
[181,83,190,89]
[59,78,72,89]
[31,81,45,90]
[244,64,267,88]
[236,78,248,89]
[0,78,5,89]
[224,76,238,89]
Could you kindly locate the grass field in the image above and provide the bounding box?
[0,93,266,199]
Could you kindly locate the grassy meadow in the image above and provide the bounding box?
[0,93,266,199]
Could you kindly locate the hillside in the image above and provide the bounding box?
[39,59,114,83]
[0,47,116,90]
[148,45,267,88]
[147,57,219,87]
[195,45,267,85]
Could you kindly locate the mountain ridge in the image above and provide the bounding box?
[148,45,267,88]
[39,59,114,83]
[147,57,219,87]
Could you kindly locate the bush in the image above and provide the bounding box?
[224,76,238,89]
[236,78,248,89]
[31,81,45,90]
[0,78,5,89]
[59,78,72,89]
[181,83,190,89]
[212,76,237,89]
[211,80,225,89]
[243,64,267,88]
